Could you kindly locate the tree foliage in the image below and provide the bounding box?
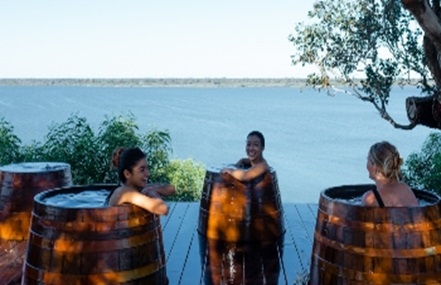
[40,114,100,184]
[142,129,172,183]
[0,115,205,201]
[0,118,21,165]
[95,114,143,182]
[289,0,438,129]
[166,159,206,201]
[403,132,441,194]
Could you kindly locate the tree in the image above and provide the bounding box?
[0,115,206,201]
[0,118,21,165]
[289,0,441,130]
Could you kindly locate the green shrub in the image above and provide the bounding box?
[37,114,101,185]
[0,117,22,165]
[166,158,206,201]
[19,142,45,162]
[142,129,172,183]
[95,114,143,183]
[0,114,204,201]
[403,132,441,194]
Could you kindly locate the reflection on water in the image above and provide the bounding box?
[199,234,284,285]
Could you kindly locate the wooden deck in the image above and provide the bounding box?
[0,240,28,285]
[161,202,317,285]
[0,202,318,284]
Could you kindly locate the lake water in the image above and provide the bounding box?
[0,85,435,203]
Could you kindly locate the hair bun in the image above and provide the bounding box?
[111,147,125,169]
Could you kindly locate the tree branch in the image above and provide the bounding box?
[423,36,441,87]
[401,0,441,50]
[329,85,417,130]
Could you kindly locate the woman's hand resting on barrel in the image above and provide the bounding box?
[142,183,176,197]
[221,161,269,182]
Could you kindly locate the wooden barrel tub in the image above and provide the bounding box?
[309,184,441,285]
[198,166,284,242]
[0,162,72,241]
[199,235,283,285]
[21,184,168,285]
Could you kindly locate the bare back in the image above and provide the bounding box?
[362,182,418,207]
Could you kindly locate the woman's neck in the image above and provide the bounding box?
[250,156,264,166]
[375,176,398,188]
[124,182,142,191]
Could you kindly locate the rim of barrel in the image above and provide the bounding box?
[0,162,71,173]
[321,184,441,207]
[34,184,119,210]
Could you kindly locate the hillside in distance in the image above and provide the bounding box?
[0,78,308,88]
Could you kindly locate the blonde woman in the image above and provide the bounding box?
[362,141,418,207]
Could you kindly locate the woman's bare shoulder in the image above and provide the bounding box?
[361,190,377,207]
[396,182,419,206]
[254,159,270,173]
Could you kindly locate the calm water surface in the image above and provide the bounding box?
[41,189,109,208]
[0,86,435,203]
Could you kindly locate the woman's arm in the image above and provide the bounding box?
[222,161,269,182]
[143,183,176,196]
[122,189,169,215]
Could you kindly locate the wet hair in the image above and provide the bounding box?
[368,141,403,181]
[112,147,146,183]
[247,130,265,148]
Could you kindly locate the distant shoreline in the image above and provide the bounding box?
[0,78,422,88]
[0,78,309,88]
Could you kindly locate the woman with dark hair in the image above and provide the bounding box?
[105,147,175,215]
[222,130,269,181]
[362,141,418,207]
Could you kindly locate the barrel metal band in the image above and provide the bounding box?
[24,261,165,283]
[318,210,441,232]
[28,230,160,252]
[314,231,440,258]
[312,254,441,283]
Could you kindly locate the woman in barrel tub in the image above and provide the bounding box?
[362,141,418,207]
[222,130,269,181]
[105,147,175,215]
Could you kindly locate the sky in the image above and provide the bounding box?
[0,1,315,78]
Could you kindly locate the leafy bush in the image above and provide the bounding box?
[403,132,441,194]
[142,129,172,183]
[0,118,22,165]
[38,114,100,184]
[166,158,206,201]
[0,115,205,201]
[95,114,143,183]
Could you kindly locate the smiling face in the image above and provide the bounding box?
[246,134,264,164]
[124,158,149,190]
